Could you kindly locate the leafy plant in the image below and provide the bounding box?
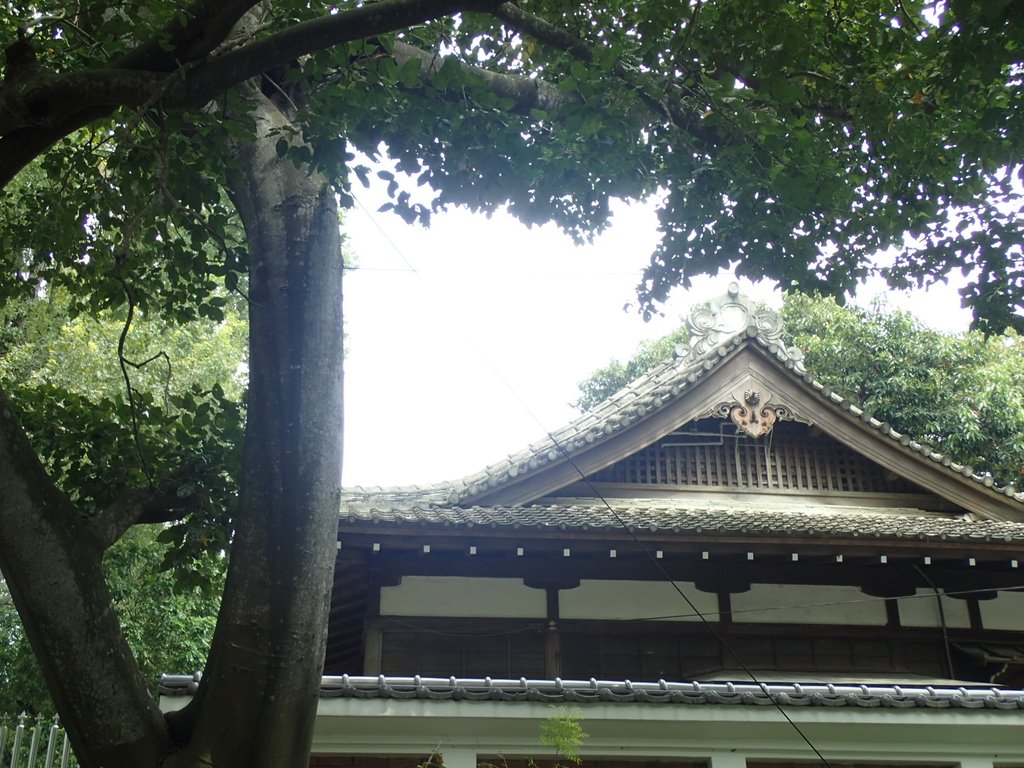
[3,1,1024,764]
[539,710,588,766]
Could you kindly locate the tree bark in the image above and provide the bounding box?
[163,87,344,767]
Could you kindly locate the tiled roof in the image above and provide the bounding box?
[345,331,1024,508]
[340,498,1024,545]
[344,287,1024,522]
[159,674,1024,710]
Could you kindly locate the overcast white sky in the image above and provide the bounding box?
[341,176,973,488]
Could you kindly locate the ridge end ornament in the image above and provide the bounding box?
[674,282,805,372]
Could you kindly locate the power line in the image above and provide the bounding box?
[376,583,1024,627]
[350,187,832,763]
[349,189,1014,767]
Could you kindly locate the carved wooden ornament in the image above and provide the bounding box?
[730,388,777,438]
[705,383,800,438]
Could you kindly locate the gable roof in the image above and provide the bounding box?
[343,284,1024,524]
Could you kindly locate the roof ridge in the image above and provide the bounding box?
[675,281,806,373]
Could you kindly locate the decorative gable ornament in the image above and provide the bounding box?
[680,283,807,438]
[676,281,806,373]
[710,385,800,438]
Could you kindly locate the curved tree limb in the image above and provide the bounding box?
[0,386,171,766]
[391,40,578,114]
[88,486,201,552]
[177,0,504,107]
[111,0,263,71]
[0,68,171,134]
[0,0,505,189]
[493,2,594,61]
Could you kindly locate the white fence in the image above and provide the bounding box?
[0,717,72,768]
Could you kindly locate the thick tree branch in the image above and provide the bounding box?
[0,68,167,134]
[0,106,111,189]
[179,0,503,108]
[0,386,171,765]
[0,390,84,547]
[391,40,578,113]
[0,0,504,190]
[493,2,594,61]
[491,1,721,148]
[111,0,262,71]
[88,486,200,552]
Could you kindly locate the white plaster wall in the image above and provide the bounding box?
[380,576,546,618]
[898,589,971,629]
[308,696,1024,767]
[558,579,716,621]
[979,589,1024,631]
[731,584,887,625]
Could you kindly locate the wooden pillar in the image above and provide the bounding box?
[525,579,577,679]
[363,622,382,675]
[718,591,733,625]
[545,587,560,678]
[362,575,395,675]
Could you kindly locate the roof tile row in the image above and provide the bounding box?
[159,674,1024,710]
[340,499,1024,544]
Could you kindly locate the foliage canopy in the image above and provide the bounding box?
[1,0,1023,328]
[0,290,239,718]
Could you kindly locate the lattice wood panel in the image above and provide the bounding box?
[587,420,919,493]
[557,631,943,681]
[380,629,546,678]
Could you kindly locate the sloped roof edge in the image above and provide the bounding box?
[344,285,1024,513]
[344,332,1024,510]
[339,499,1024,545]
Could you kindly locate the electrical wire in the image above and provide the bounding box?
[345,188,1018,766]
[536,434,836,768]
[376,578,1024,627]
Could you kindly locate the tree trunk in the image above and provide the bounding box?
[164,87,344,767]
[0,81,342,768]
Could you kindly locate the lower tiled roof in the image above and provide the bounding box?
[339,499,1024,545]
[159,674,1024,710]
